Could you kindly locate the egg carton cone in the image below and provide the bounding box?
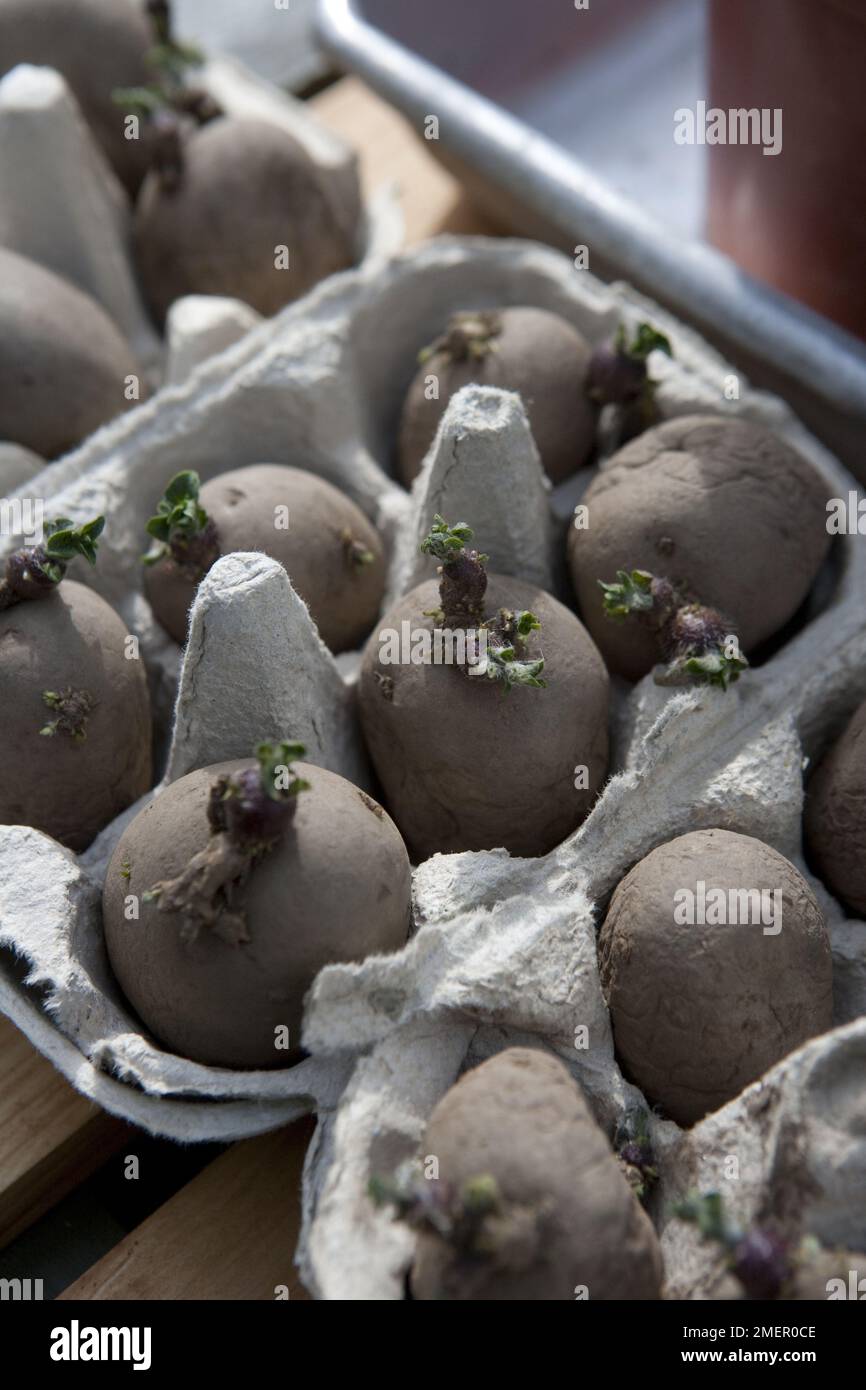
[0,55,401,395]
[0,238,864,1300]
[164,295,263,385]
[0,62,161,374]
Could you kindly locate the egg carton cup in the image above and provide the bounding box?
[0,237,865,1300]
[0,54,401,389]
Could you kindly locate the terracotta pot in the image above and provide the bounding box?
[708,0,866,340]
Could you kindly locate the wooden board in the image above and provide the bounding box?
[58,1119,315,1301]
[0,1016,129,1250]
[310,75,503,245]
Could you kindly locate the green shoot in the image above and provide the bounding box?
[256,741,310,802]
[420,515,476,562]
[144,470,209,561]
[599,568,655,620]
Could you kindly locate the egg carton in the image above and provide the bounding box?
[1,237,865,1301]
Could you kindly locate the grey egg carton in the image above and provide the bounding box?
[0,237,865,1301]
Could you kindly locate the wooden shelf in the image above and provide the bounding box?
[58,1120,314,1301]
[310,75,503,245]
[0,1017,129,1250]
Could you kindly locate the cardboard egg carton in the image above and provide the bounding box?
[1,237,864,1300]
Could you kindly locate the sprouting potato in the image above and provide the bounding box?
[373,1047,663,1300]
[133,116,358,324]
[103,747,412,1069]
[142,465,386,652]
[357,516,609,859]
[398,307,596,486]
[0,516,151,850]
[568,415,832,681]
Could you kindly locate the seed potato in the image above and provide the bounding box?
[598,828,832,1126]
[0,579,152,850]
[398,306,596,486]
[568,415,832,680]
[0,248,143,459]
[133,116,357,323]
[144,464,386,651]
[411,1047,664,1300]
[103,759,412,1069]
[358,574,609,859]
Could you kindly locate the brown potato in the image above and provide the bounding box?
[133,116,357,323]
[398,307,596,486]
[568,415,832,680]
[598,829,832,1127]
[144,464,386,652]
[103,760,412,1069]
[804,696,866,916]
[358,575,609,859]
[0,248,143,459]
[0,0,153,196]
[0,579,152,851]
[411,1047,663,1300]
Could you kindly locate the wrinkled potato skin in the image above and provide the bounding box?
[568,415,832,680]
[398,307,596,486]
[0,0,152,195]
[358,575,609,859]
[134,117,357,323]
[598,829,832,1127]
[412,1047,663,1300]
[144,464,385,650]
[0,249,143,459]
[804,698,866,916]
[0,580,152,850]
[103,761,411,1069]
